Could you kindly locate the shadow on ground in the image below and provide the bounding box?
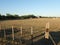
[0,28,20,40]
[36,31,60,45]
[0,28,60,45]
[25,31,60,45]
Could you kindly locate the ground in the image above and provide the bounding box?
[0,18,60,45]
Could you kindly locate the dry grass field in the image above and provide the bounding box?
[0,18,60,45]
[0,18,60,31]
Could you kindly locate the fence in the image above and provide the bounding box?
[0,22,59,45]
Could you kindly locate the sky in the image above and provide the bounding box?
[0,0,60,17]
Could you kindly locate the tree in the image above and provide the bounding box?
[14,14,21,19]
[0,14,2,19]
[39,16,42,18]
[2,15,6,19]
[20,14,37,19]
[14,14,19,17]
[6,13,14,19]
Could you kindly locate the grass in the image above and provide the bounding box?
[0,18,60,45]
[0,18,60,31]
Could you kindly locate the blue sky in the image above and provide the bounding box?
[0,0,60,17]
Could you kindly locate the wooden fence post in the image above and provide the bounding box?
[20,26,22,37]
[0,25,1,40]
[31,27,33,35]
[0,25,1,30]
[12,26,14,41]
[12,26,14,45]
[46,22,49,29]
[45,22,56,45]
[45,22,49,39]
[4,28,6,41]
[49,34,56,45]
[3,28,6,45]
[20,26,23,44]
[31,27,33,45]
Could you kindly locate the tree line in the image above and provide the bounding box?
[0,13,58,20]
[0,13,38,20]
